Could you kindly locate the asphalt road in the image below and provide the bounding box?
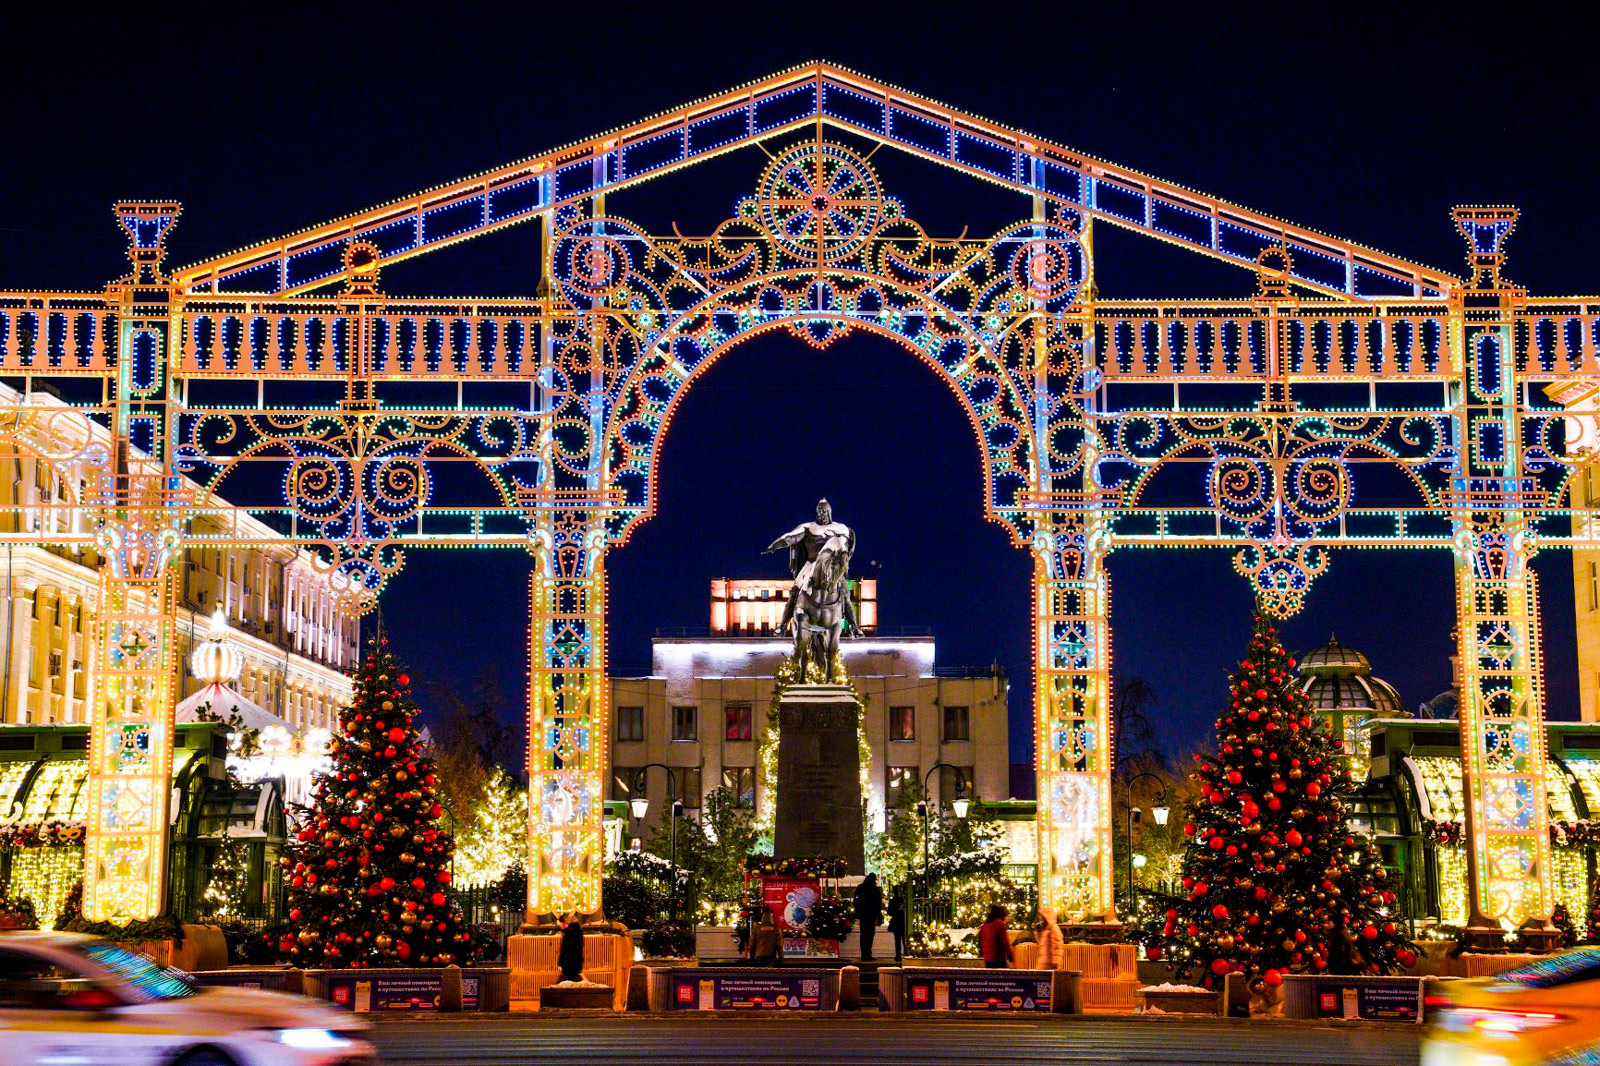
[367,1014,1421,1065]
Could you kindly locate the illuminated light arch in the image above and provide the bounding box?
[0,69,1582,941]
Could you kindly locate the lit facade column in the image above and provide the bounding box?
[83,202,186,922]
[1033,508,1114,924]
[1447,207,1555,941]
[525,502,609,920]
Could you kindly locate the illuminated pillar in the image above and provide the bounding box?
[83,203,186,922]
[525,503,608,920]
[1448,207,1555,939]
[1033,509,1114,924]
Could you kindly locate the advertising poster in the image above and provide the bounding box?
[324,975,480,1012]
[1356,985,1419,1022]
[668,972,825,1010]
[904,973,1053,1012]
[762,876,821,933]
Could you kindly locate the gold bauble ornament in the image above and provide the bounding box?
[399,852,416,864]
[401,912,418,926]
[375,933,392,949]
[390,824,407,838]
[396,770,409,781]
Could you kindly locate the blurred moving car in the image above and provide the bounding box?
[1423,945,1600,1066]
[0,930,375,1066]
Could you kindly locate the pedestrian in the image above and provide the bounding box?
[557,911,586,982]
[853,872,884,960]
[1034,905,1063,970]
[749,910,780,965]
[978,904,1014,969]
[886,887,906,961]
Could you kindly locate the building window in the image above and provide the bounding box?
[1590,561,1598,612]
[617,706,644,742]
[672,705,697,741]
[613,766,641,801]
[725,703,752,741]
[675,767,703,809]
[48,652,61,678]
[889,705,915,741]
[723,766,755,808]
[886,766,918,809]
[943,705,970,742]
[940,764,973,806]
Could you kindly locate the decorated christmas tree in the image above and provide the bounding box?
[277,637,474,967]
[1155,609,1416,988]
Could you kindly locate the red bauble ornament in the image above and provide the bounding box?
[1211,958,1231,975]
[1212,904,1229,919]
[1183,823,1197,837]
[1306,782,1322,797]
[1227,771,1242,785]
[1209,836,1224,850]
[1361,925,1378,940]
[1264,969,1282,987]
[388,728,405,742]
[1147,945,1163,960]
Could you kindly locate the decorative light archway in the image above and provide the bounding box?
[0,65,1586,938]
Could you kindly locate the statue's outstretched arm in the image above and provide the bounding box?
[764,524,807,553]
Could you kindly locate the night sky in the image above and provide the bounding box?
[3,7,1593,768]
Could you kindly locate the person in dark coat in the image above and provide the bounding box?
[853,873,884,960]
[886,886,906,961]
[557,911,586,982]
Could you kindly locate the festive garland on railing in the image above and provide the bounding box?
[613,849,691,885]
[921,848,1003,884]
[1421,818,1463,846]
[1551,819,1600,848]
[0,822,85,848]
[743,854,847,878]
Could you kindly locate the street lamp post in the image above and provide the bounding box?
[1122,771,1169,922]
[916,762,971,938]
[631,763,683,915]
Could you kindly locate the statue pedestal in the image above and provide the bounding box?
[774,683,865,874]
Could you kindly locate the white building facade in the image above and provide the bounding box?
[0,383,357,733]
[611,579,1009,837]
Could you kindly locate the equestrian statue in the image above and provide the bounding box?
[765,498,863,681]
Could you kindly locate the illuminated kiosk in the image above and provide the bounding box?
[0,65,1587,949]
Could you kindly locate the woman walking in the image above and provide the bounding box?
[978,904,1014,969]
[1035,905,1063,970]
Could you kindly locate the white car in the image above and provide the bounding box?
[0,931,376,1066]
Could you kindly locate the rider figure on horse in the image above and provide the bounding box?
[765,499,863,676]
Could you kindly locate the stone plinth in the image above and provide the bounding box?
[774,683,864,874]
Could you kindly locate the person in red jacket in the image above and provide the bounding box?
[978,905,1014,968]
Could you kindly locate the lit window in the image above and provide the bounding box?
[889,706,915,741]
[886,766,918,808]
[723,767,755,808]
[725,704,752,741]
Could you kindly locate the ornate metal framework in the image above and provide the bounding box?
[1,63,1590,930]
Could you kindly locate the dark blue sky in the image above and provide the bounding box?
[3,6,1593,764]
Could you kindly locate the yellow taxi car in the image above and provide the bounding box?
[0,930,376,1066]
[1423,945,1600,1066]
